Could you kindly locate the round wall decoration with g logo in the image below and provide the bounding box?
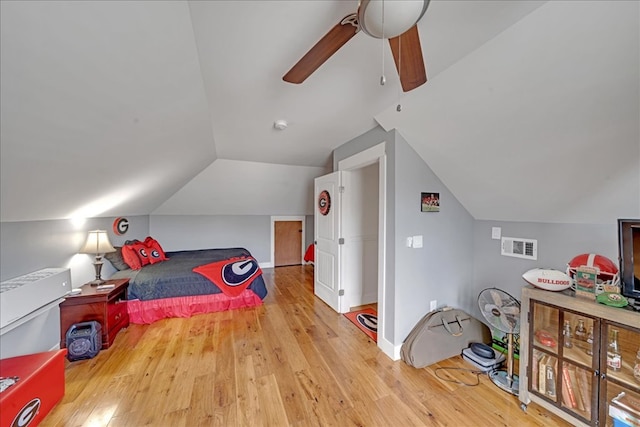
[318,190,331,216]
[113,217,129,235]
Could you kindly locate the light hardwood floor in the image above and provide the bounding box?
[42,265,571,426]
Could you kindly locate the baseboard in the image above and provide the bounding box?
[377,336,399,360]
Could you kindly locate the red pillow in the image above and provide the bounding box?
[144,236,168,264]
[130,241,151,267]
[121,244,142,270]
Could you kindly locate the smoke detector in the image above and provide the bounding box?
[274,120,288,130]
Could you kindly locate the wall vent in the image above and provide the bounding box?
[501,237,537,260]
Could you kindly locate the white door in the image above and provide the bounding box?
[314,172,347,313]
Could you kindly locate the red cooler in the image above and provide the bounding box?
[0,349,66,427]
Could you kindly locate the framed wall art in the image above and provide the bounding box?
[421,192,440,212]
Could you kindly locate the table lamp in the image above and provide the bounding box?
[80,230,116,286]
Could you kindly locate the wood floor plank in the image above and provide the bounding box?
[235,354,264,427]
[39,265,571,426]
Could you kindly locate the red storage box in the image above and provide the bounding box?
[0,349,66,427]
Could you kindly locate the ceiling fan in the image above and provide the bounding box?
[283,0,430,92]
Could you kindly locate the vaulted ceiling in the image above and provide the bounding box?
[1,1,638,223]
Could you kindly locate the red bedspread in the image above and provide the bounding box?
[127,291,263,324]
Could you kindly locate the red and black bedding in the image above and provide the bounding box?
[106,243,267,324]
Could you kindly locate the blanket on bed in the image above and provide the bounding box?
[116,248,268,301]
[193,256,262,297]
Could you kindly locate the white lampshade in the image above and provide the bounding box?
[80,230,116,255]
[358,0,429,39]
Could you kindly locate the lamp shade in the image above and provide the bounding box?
[80,230,116,255]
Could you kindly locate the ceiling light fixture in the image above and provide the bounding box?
[358,0,430,39]
[274,120,288,130]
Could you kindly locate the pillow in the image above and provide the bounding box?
[144,236,168,264]
[121,244,142,270]
[104,247,129,271]
[130,241,151,267]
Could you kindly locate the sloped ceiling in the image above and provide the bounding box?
[154,159,326,215]
[376,0,639,223]
[1,1,638,223]
[0,1,215,222]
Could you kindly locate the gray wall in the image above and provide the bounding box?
[333,126,398,342]
[305,215,314,251]
[0,216,150,285]
[392,132,475,343]
[149,215,272,263]
[468,220,619,322]
[332,126,475,345]
[0,212,311,289]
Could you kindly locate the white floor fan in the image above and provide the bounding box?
[477,287,521,396]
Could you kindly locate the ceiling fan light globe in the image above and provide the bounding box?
[358,0,429,39]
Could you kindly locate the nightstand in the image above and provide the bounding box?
[59,278,129,349]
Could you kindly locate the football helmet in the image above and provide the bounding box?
[566,253,620,287]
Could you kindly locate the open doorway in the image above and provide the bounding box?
[342,162,379,309]
[314,142,388,355]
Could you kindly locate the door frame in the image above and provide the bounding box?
[270,216,306,268]
[337,142,390,357]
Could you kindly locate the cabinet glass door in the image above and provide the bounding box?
[531,301,559,355]
[529,301,600,424]
[530,301,559,403]
[532,348,559,402]
[559,312,598,423]
[601,322,640,427]
[562,311,597,367]
[559,361,594,421]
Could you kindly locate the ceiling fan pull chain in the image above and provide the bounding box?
[380,0,386,86]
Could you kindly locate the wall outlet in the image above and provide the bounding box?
[430,300,437,311]
[412,235,423,248]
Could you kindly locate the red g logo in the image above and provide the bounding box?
[318,190,331,216]
[113,217,129,235]
[12,398,40,427]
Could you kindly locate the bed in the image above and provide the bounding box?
[108,247,267,324]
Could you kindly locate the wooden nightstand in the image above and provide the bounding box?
[59,278,129,349]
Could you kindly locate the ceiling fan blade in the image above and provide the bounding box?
[283,14,359,84]
[388,25,427,92]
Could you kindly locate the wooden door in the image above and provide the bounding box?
[274,221,302,267]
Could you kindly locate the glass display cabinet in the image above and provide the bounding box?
[519,286,640,427]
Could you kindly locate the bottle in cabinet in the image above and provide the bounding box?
[563,320,573,348]
[586,326,594,356]
[574,318,587,342]
[607,329,622,372]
